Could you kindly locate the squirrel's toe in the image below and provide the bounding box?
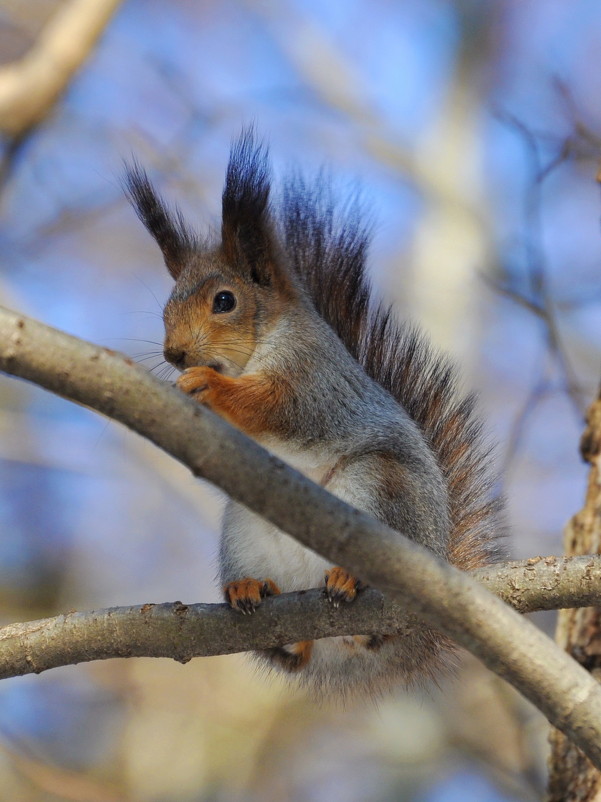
[224,577,280,614]
[324,567,363,607]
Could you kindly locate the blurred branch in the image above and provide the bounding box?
[494,113,586,418]
[1,555,601,681]
[3,741,128,802]
[552,77,601,180]
[0,0,123,190]
[0,0,123,138]
[2,306,601,767]
[246,0,487,230]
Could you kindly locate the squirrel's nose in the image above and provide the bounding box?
[164,346,187,369]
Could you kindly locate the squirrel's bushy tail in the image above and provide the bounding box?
[282,178,502,569]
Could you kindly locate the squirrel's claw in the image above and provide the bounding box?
[224,577,281,614]
[176,366,212,396]
[324,567,363,607]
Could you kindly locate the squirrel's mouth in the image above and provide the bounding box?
[201,356,246,378]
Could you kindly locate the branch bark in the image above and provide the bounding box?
[1,555,601,681]
[548,393,601,800]
[472,555,601,613]
[0,0,123,137]
[1,305,601,768]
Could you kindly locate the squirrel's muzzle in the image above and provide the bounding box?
[164,346,187,370]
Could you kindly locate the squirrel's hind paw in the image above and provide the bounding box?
[265,640,313,672]
[224,577,280,614]
[324,567,364,607]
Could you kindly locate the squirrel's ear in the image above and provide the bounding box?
[124,163,198,280]
[221,130,279,287]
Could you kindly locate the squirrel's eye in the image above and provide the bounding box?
[212,291,237,314]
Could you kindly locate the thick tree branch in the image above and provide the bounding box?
[1,555,601,681]
[548,393,601,798]
[1,305,601,768]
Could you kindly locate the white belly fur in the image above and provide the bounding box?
[221,438,401,697]
[222,437,337,591]
[222,436,379,591]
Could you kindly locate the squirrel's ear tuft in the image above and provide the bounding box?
[124,162,198,280]
[221,129,276,287]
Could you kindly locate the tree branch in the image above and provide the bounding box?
[549,392,601,798]
[473,555,601,613]
[1,555,601,681]
[0,0,124,137]
[1,305,601,768]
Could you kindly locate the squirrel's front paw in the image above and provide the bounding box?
[224,577,281,614]
[324,567,364,608]
[176,366,216,400]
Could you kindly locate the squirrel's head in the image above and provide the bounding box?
[125,130,300,377]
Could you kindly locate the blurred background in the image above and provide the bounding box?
[0,0,600,799]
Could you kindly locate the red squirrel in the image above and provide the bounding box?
[125,130,502,698]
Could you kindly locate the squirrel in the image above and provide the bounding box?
[125,130,502,699]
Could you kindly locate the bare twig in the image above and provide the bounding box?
[495,112,586,417]
[2,306,601,767]
[473,555,601,613]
